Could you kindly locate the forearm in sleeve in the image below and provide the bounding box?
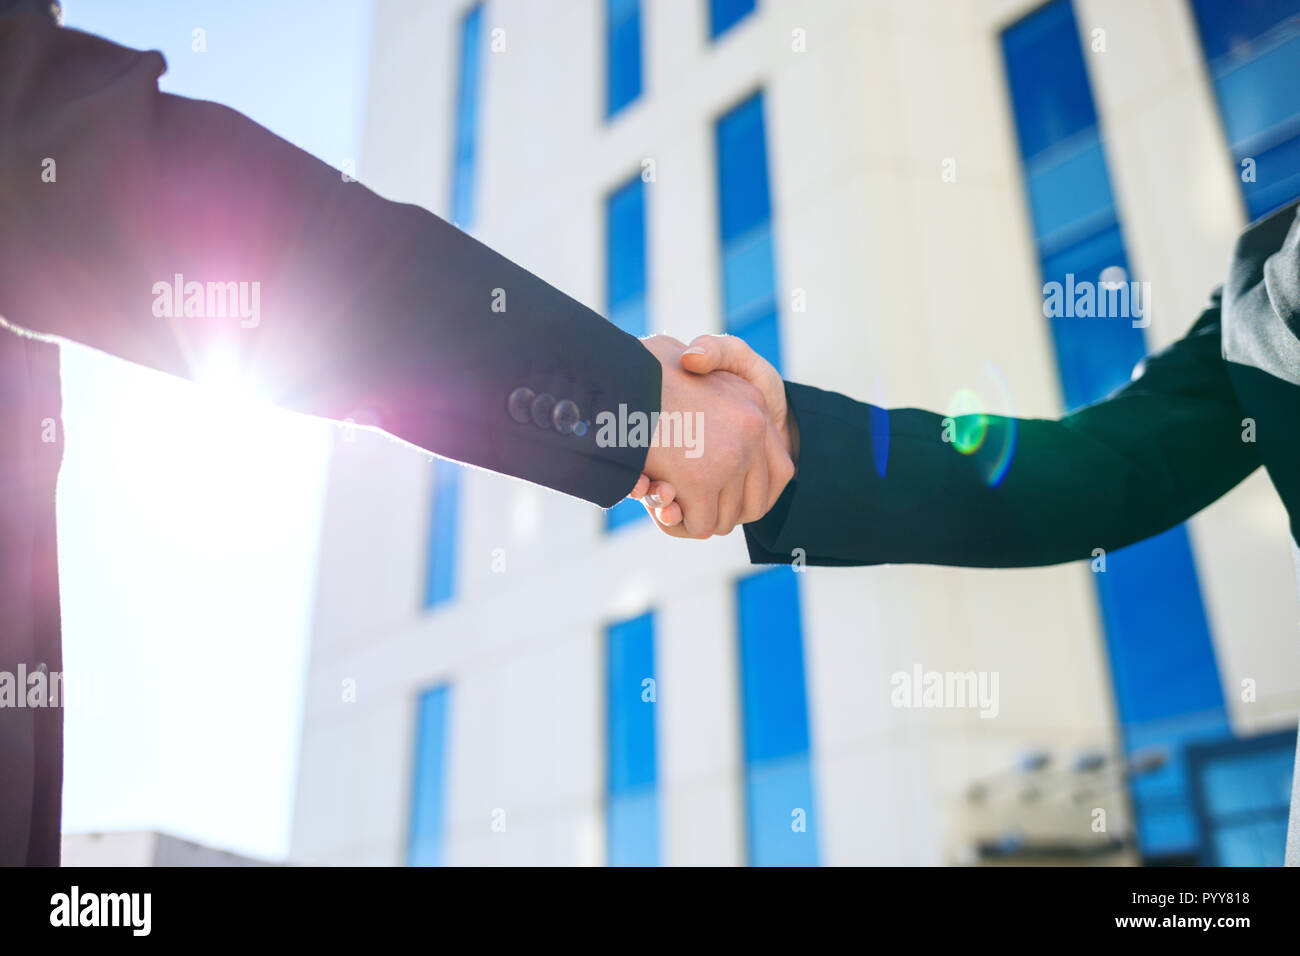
[744,293,1260,567]
[0,11,658,506]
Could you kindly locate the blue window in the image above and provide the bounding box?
[1188,729,1297,865]
[607,612,659,865]
[736,568,817,865]
[424,458,461,607]
[715,92,782,373]
[1002,0,1228,863]
[408,684,452,866]
[1190,0,1300,219]
[606,174,652,531]
[710,0,756,40]
[450,3,484,228]
[607,175,649,340]
[425,4,483,605]
[606,0,643,117]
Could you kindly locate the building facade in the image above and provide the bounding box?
[61,832,278,867]
[291,0,1300,866]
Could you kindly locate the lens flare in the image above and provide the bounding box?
[947,388,989,455]
[944,363,1019,487]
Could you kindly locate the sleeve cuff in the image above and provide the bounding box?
[743,381,889,567]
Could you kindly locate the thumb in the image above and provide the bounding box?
[680,333,757,378]
[679,336,723,374]
[681,334,783,416]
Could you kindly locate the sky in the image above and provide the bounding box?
[56,0,375,861]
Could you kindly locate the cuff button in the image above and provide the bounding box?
[507,387,535,423]
[552,398,580,434]
[530,392,557,428]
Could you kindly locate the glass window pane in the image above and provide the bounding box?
[608,790,658,866]
[424,459,461,607]
[721,224,776,324]
[1190,0,1299,66]
[736,569,816,866]
[1214,32,1300,148]
[408,685,452,866]
[607,613,659,865]
[737,569,810,762]
[1001,0,1097,164]
[746,755,817,866]
[450,4,484,227]
[1190,0,1300,217]
[607,177,648,318]
[710,0,756,40]
[606,0,642,117]
[1212,820,1288,866]
[606,496,648,531]
[716,92,782,372]
[716,93,773,243]
[1241,131,1300,218]
[1025,136,1116,252]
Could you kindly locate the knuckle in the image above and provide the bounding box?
[739,379,764,408]
[740,402,766,443]
[715,436,744,473]
[778,454,795,485]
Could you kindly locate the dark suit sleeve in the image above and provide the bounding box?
[744,290,1261,567]
[0,10,658,507]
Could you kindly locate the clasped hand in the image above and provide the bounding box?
[628,334,796,538]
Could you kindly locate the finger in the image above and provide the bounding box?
[718,454,764,534]
[640,485,681,524]
[682,336,786,432]
[628,474,650,499]
[655,502,683,526]
[680,334,757,380]
[679,335,726,375]
[650,502,690,536]
[644,480,676,510]
[656,520,693,538]
[714,479,744,536]
[738,451,770,525]
[681,492,718,539]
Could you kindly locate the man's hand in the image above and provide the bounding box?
[632,334,796,536]
[634,334,793,538]
[683,334,795,461]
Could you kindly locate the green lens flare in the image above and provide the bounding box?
[947,388,989,455]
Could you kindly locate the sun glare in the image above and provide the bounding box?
[57,341,332,859]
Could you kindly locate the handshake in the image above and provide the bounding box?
[625,333,798,538]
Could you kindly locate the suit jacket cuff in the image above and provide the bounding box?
[743,381,888,566]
